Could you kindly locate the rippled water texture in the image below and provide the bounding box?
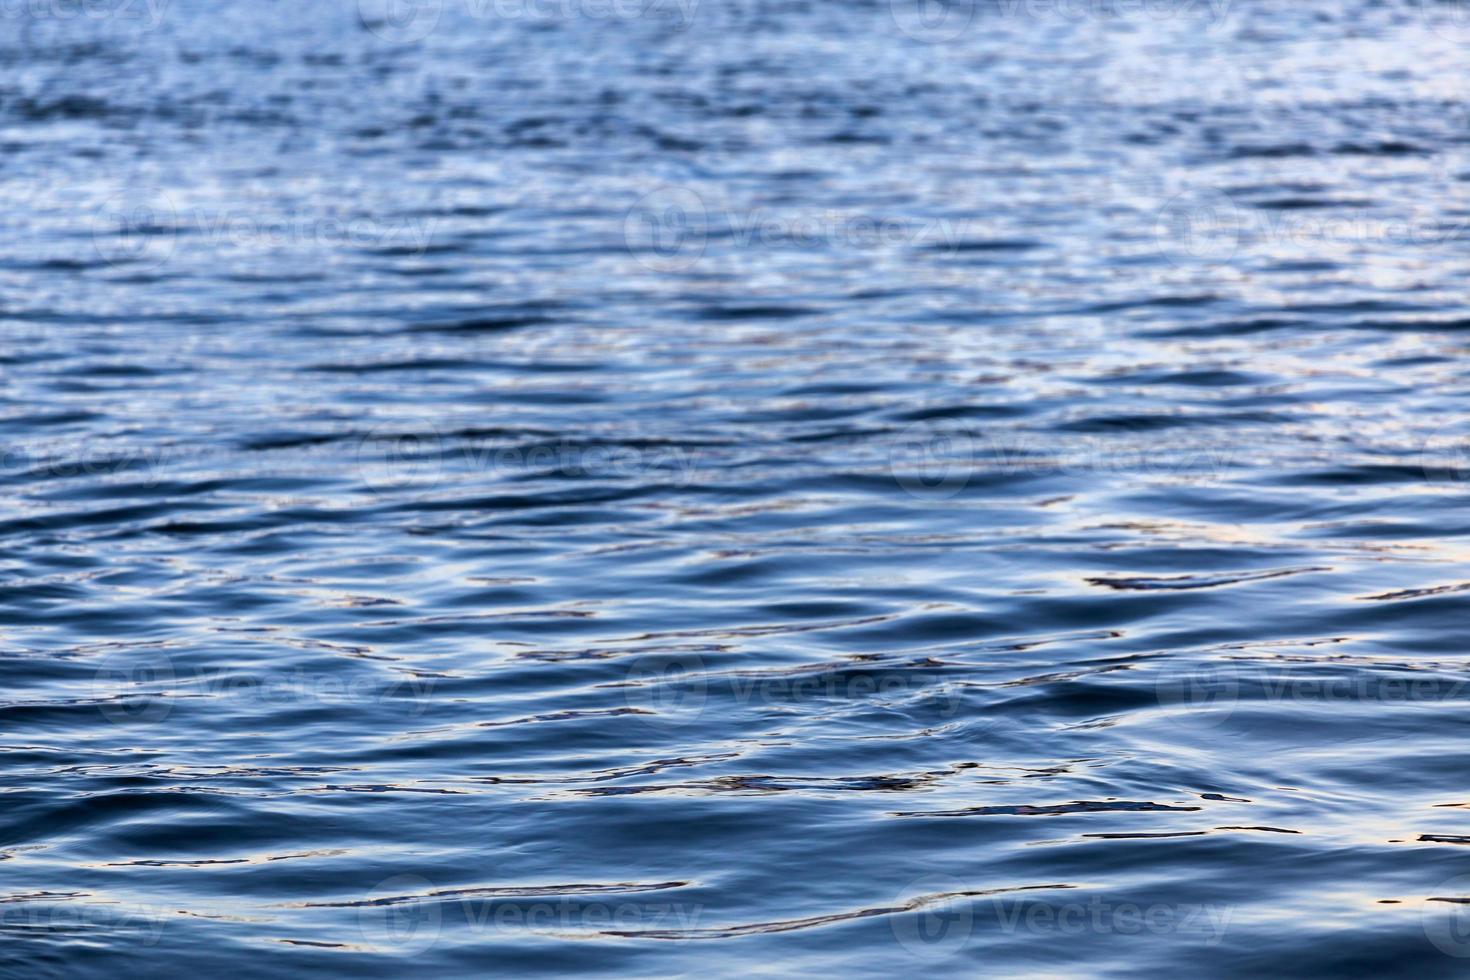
[6,1,1470,975]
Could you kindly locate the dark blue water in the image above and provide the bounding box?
[6,1,1470,974]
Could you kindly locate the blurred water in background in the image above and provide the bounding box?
[5,0,1470,974]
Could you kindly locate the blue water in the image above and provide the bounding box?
[6,1,1470,975]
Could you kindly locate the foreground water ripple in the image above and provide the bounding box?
[4,0,1470,975]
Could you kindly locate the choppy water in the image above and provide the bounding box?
[6,0,1470,975]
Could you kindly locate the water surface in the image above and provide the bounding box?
[5,1,1470,975]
